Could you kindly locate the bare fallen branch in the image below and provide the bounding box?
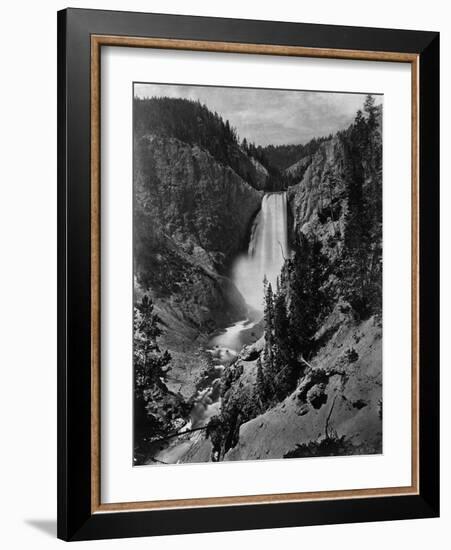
[325,394,338,440]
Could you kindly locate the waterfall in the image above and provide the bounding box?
[232,192,289,312]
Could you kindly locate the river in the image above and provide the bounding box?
[144,315,259,465]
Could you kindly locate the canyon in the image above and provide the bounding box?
[133,96,382,465]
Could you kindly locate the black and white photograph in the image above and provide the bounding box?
[0,0,444,545]
[133,83,383,466]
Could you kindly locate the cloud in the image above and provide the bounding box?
[134,83,382,146]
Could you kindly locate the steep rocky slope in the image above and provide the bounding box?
[287,136,347,261]
[134,134,262,338]
[182,307,382,463]
[287,106,382,261]
[285,154,312,182]
[224,311,382,460]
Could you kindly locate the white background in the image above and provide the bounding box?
[102,48,412,503]
[0,0,448,548]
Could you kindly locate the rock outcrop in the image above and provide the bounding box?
[285,154,312,181]
[134,135,262,338]
[287,136,347,261]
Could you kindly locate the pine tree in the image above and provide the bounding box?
[262,282,276,396]
[340,103,382,319]
[342,137,368,316]
[255,356,268,410]
[364,96,382,317]
[285,235,327,363]
[273,284,294,398]
[263,282,275,350]
[353,109,368,153]
[134,295,175,446]
[287,239,311,358]
[134,295,171,391]
[363,94,377,130]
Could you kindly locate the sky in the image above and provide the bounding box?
[134,83,382,147]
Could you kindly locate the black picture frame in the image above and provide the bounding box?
[57,7,439,541]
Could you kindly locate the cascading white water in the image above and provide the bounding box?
[232,192,289,312]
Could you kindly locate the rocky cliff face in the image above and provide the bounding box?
[287,136,347,261]
[248,156,269,189]
[287,107,382,261]
[285,154,312,182]
[134,134,262,338]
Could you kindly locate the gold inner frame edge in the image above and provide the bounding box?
[90,35,420,514]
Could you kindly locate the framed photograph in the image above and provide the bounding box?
[57,8,439,541]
